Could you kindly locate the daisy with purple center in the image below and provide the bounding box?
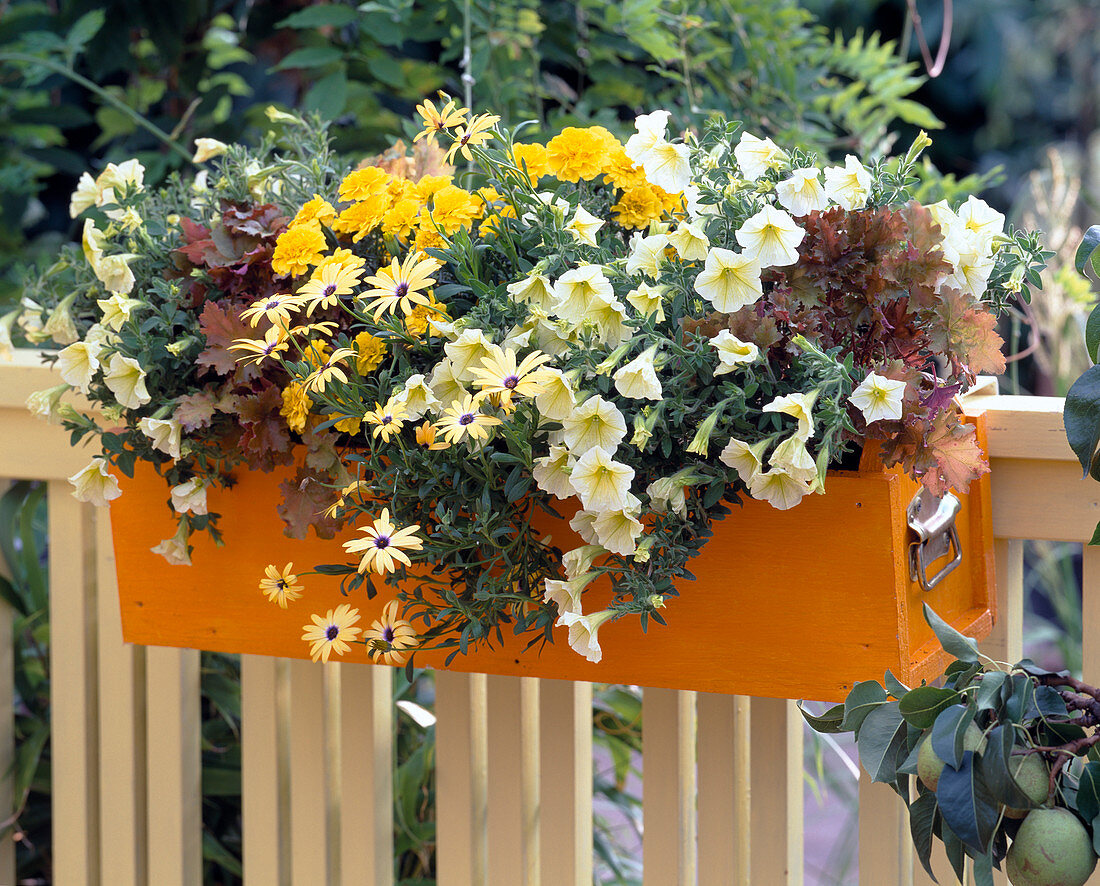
[364,395,410,443]
[239,292,303,328]
[363,600,420,665]
[469,346,554,411]
[343,508,424,575]
[296,261,364,315]
[301,604,362,663]
[259,562,304,608]
[433,393,503,444]
[229,325,290,366]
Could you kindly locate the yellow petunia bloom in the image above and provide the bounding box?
[272,225,328,277]
[343,508,424,576]
[259,563,304,608]
[363,600,421,665]
[302,604,362,663]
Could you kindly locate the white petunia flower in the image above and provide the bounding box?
[562,396,627,455]
[532,444,577,499]
[763,392,816,440]
[534,368,577,421]
[565,205,605,247]
[823,155,872,211]
[668,220,710,261]
[139,417,183,459]
[775,167,828,216]
[69,172,100,219]
[641,141,692,194]
[444,328,495,382]
[560,609,615,663]
[710,330,759,374]
[544,574,597,624]
[613,348,662,400]
[718,437,768,483]
[506,274,555,311]
[69,458,122,508]
[770,434,818,483]
[192,138,228,163]
[625,282,666,321]
[569,509,601,546]
[849,373,906,423]
[733,132,786,180]
[694,248,763,312]
[569,446,636,512]
[170,478,208,515]
[735,205,805,268]
[625,232,670,278]
[103,353,151,409]
[624,110,671,166]
[592,498,644,556]
[57,340,102,393]
[553,265,615,323]
[747,466,813,510]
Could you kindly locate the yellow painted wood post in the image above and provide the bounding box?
[485,674,541,886]
[0,483,15,885]
[334,664,393,886]
[435,670,489,886]
[94,509,147,885]
[749,697,803,886]
[48,483,100,884]
[287,658,333,883]
[241,655,291,885]
[642,687,697,886]
[696,693,750,886]
[145,645,202,886]
[537,679,593,886]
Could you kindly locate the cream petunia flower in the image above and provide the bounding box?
[57,340,102,393]
[444,328,495,382]
[97,294,144,331]
[955,195,1004,251]
[710,330,759,374]
[763,391,816,440]
[552,265,615,324]
[775,167,828,217]
[642,141,692,194]
[668,220,710,261]
[624,110,671,166]
[192,138,228,163]
[564,205,605,247]
[770,435,818,483]
[625,283,666,321]
[69,458,122,507]
[593,500,644,556]
[569,446,636,512]
[170,478,208,515]
[587,293,633,349]
[103,353,151,409]
[569,509,601,546]
[427,359,466,410]
[563,545,605,580]
[823,155,872,211]
[747,466,813,510]
[533,444,577,499]
[562,396,627,455]
[69,171,99,219]
[613,348,662,400]
[534,368,577,421]
[506,273,555,311]
[560,609,615,663]
[151,521,192,566]
[718,438,768,483]
[849,373,906,423]
[543,573,597,624]
[625,232,670,278]
[395,373,441,420]
[733,132,786,180]
[693,248,763,312]
[138,417,182,459]
[735,205,805,268]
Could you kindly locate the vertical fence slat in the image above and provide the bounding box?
[48,484,100,883]
[485,674,540,886]
[1082,546,1100,685]
[145,645,201,886]
[436,670,488,886]
[858,773,911,886]
[697,694,750,886]
[335,663,393,886]
[0,483,15,884]
[242,655,290,886]
[538,679,592,886]
[750,697,803,886]
[642,687,697,886]
[287,658,332,884]
[984,539,1024,664]
[95,509,146,886]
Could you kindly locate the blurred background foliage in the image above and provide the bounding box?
[1,0,1098,883]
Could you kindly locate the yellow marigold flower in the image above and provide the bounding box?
[239,292,302,328]
[386,176,416,201]
[603,147,647,191]
[382,198,421,240]
[302,604,362,663]
[469,347,554,411]
[479,206,517,238]
[426,185,482,235]
[318,248,367,275]
[511,142,548,184]
[612,185,667,229]
[332,194,391,242]
[259,563,303,608]
[363,600,420,665]
[303,347,356,394]
[360,251,444,319]
[656,186,684,213]
[329,411,362,435]
[546,127,614,183]
[445,113,501,164]
[272,225,327,277]
[364,395,410,442]
[413,174,453,202]
[290,195,337,230]
[413,225,446,252]
[404,296,448,337]
[433,393,502,444]
[280,381,310,433]
[230,325,290,367]
[297,261,364,315]
[353,331,388,374]
[339,166,390,203]
[344,508,424,576]
[413,97,469,146]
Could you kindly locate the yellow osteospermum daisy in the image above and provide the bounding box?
[297,261,364,315]
[363,600,421,665]
[470,347,553,411]
[413,97,469,146]
[230,325,290,367]
[302,604,362,663]
[303,347,356,393]
[271,225,327,277]
[445,113,501,164]
[364,396,410,442]
[259,563,304,608]
[433,393,502,444]
[344,508,424,575]
[360,252,444,320]
[239,292,302,328]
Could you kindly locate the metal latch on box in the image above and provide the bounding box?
[907,489,962,591]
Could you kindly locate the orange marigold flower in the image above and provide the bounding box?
[603,147,647,191]
[271,225,328,277]
[612,185,667,229]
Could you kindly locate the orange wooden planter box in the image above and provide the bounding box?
[110,417,995,702]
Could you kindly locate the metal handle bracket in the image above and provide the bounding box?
[907,489,962,591]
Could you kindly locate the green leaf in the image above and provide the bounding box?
[1077,762,1100,824]
[1064,364,1100,477]
[278,6,361,29]
[1086,304,1100,364]
[976,725,1032,810]
[972,852,995,886]
[975,671,1006,711]
[1002,674,1036,724]
[366,54,405,88]
[884,669,910,698]
[841,681,887,736]
[202,831,243,876]
[857,702,908,784]
[942,822,966,882]
[13,718,49,801]
[271,47,344,72]
[303,70,348,119]
[931,704,973,769]
[922,603,979,663]
[798,702,845,734]
[1093,813,1100,857]
[909,792,939,881]
[899,686,959,729]
[66,9,106,51]
[1090,522,1100,547]
[937,751,1000,854]
[1076,225,1100,276]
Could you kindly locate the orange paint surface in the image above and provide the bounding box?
[112,417,994,701]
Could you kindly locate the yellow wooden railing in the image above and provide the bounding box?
[1,349,1097,886]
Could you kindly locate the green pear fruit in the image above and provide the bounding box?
[916,724,984,791]
[1006,807,1097,886]
[1004,752,1050,819]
